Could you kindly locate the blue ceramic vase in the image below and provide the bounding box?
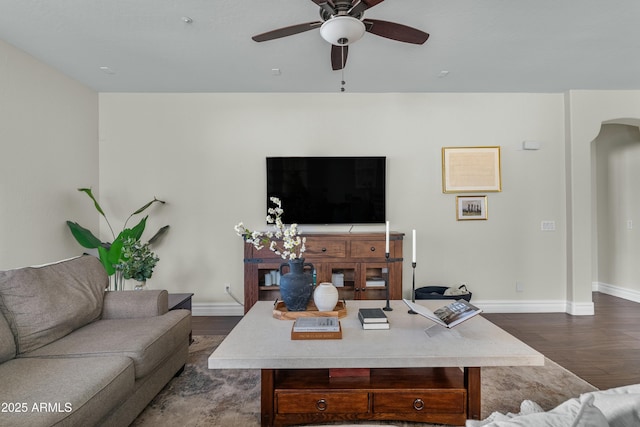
[279,258,314,311]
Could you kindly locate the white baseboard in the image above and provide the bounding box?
[474,300,594,315]
[593,281,640,303]
[192,300,595,317]
[192,302,244,316]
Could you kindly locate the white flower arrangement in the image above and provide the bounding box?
[235,197,306,260]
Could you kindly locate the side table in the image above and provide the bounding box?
[168,293,194,343]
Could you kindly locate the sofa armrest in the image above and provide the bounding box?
[102,290,169,319]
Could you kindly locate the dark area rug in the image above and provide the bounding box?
[132,335,597,427]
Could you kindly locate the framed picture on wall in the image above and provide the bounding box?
[442,146,502,193]
[456,196,488,221]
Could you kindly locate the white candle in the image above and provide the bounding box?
[385,221,390,254]
[412,229,417,263]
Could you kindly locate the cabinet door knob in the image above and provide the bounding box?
[370,246,376,252]
[316,399,328,411]
[322,247,327,252]
[413,398,425,411]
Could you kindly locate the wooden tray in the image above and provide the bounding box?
[273,300,347,320]
[291,322,342,340]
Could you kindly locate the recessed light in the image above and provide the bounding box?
[99,66,116,75]
[182,16,193,24]
[438,70,450,78]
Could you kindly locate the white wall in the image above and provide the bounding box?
[99,93,568,313]
[595,123,640,294]
[565,90,640,310]
[0,40,98,269]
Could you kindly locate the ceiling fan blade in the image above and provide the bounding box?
[364,19,429,44]
[349,0,385,17]
[252,21,322,42]
[331,45,348,70]
[361,0,385,8]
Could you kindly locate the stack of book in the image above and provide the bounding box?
[358,308,390,329]
[365,277,386,287]
[291,316,342,340]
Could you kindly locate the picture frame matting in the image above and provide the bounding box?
[442,146,502,193]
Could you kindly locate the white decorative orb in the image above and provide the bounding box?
[313,282,339,312]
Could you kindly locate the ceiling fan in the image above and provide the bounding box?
[252,0,429,71]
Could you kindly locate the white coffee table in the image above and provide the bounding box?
[208,300,543,426]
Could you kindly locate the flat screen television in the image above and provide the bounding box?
[266,156,386,225]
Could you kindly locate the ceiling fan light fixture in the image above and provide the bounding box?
[320,16,365,46]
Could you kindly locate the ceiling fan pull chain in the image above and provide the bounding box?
[341,46,346,92]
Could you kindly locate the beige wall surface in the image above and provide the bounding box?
[0,40,98,270]
[565,90,640,308]
[99,93,569,312]
[4,35,638,312]
[595,124,640,292]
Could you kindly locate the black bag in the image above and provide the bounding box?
[414,285,472,302]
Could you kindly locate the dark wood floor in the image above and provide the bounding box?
[193,292,640,390]
[484,292,640,390]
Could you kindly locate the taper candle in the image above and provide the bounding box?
[412,229,416,263]
[385,221,390,253]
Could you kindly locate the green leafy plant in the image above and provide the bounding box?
[119,237,159,282]
[66,188,169,288]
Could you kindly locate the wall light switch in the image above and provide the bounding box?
[523,140,542,150]
[541,221,556,231]
[628,220,633,230]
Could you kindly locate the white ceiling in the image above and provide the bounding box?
[2,0,640,93]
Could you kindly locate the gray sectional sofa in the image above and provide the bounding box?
[0,255,191,427]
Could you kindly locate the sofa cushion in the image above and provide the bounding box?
[21,309,191,379]
[0,256,108,354]
[0,355,134,427]
[0,310,16,362]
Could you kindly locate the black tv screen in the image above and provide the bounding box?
[266,157,386,225]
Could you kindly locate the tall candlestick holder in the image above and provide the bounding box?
[408,261,417,314]
[383,252,393,311]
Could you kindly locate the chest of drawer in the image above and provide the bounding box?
[276,391,369,414]
[304,240,347,258]
[350,240,387,259]
[372,390,466,414]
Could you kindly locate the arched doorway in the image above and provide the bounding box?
[593,121,640,299]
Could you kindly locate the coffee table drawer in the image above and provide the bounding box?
[276,391,369,414]
[373,390,466,414]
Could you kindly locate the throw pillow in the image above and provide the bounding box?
[584,384,640,427]
[0,256,108,354]
[468,395,609,427]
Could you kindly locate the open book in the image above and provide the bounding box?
[403,298,482,328]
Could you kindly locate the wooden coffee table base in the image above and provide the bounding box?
[261,367,481,427]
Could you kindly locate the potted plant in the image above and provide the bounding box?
[66,188,169,290]
[119,237,160,289]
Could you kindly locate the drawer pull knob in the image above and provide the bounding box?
[316,399,328,411]
[413,398,425,411]
[370,246,376,252]
[322,247,327,252]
